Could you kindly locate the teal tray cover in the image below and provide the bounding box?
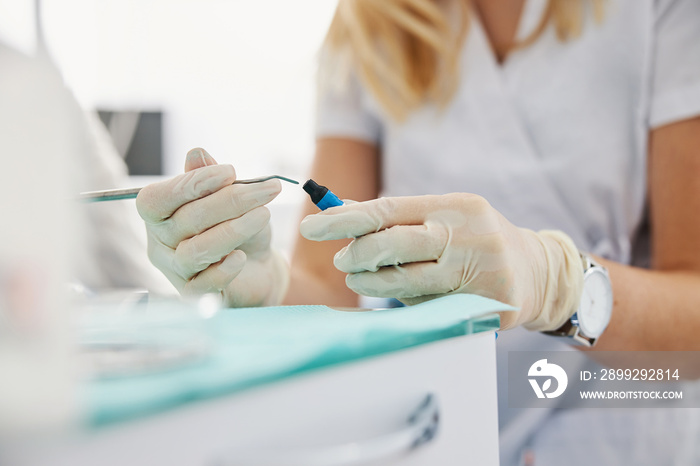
[87,294,510,427]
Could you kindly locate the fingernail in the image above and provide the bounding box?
[333,246,350,270]
[200,148,216,166]
[186,147,203,161]
[300,214,333,241]
[258,179,282,196]
[186,147,216,167]
[240,179,282,203]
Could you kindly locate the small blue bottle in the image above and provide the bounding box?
[303,179,344,211]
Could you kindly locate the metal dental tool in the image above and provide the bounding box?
[78,175,299,203]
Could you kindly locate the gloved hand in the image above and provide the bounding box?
[300,194,583,330]
[136,148,289,307]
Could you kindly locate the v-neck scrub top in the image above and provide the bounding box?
[315,0,700,464]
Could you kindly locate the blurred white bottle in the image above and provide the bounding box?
[0,47,81,435]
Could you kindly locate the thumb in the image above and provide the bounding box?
[185,147,218,172]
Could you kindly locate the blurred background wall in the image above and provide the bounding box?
[2,0,339,255]
[41,0,336,180]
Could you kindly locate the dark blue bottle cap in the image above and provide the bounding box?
[303,179,328,204]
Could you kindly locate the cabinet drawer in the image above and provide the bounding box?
[7,332,498,466]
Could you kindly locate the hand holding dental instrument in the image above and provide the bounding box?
[300,193,586,332]
[136,162,290,308]
[78,175,299,203]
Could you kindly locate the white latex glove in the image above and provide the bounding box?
[300,194,583,330]
[136,148,289,307]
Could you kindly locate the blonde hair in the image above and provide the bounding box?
[324,0,606,121]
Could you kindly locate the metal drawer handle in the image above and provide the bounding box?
[219,393,439,466]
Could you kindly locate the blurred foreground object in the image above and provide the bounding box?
[75,293,219,379]
[0,44,79,435]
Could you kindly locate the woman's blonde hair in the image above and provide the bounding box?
[324,0,605,120]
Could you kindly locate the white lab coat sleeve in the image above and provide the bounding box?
[74,111,176,295]
[649,0,700,129]
[0,43,174,296]
[314,48,382,144]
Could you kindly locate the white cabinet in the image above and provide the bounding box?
[6,332,499,466]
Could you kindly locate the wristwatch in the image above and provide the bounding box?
[544,253,613,347]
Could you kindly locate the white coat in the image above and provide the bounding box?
[0,43,173,296]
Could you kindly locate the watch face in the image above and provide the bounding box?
[578,268,613,338]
